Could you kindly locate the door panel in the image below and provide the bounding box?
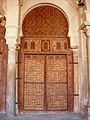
[46,55,67,83]
[46,55,67,110]
[23,54,68,111]
[24,55,45,110]
[46,84,67,110]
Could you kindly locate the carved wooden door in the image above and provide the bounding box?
[18,38,73,112]
[20,54,70,111]
[18,5,73,112]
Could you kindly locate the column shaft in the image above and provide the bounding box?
[6,46,16,116]
[79,30,88,112]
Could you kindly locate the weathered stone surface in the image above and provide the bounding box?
[0,113,87,120]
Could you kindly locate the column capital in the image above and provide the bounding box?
[5,24,19,50]
[6,24,19,39]
[6,36,17,48]
[85,21,90,36]
[6,36,17,50]
[8,43,16,50]
[79,22,90,36]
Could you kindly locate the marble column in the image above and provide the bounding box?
[79,27,88,114]
[85,25,90,119]
[84,1,90,118]
[5,0,19,116]
[5,24,18,116]
[6,43,16,117]
[77,6,89,114]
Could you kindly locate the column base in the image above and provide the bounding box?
[82,105,88,118]
[88,107,90,119]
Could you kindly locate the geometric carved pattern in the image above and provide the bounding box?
[24,55,44,110]
[24,84,44,110]
[46,55,67,110]
[30,42,35,49]
[24,55,44,83]
[22,5,68,38]
[23,54,68,111]
[41,40,50,51]
[47,84,67,110]
[21,38,70,52]
[46,55,67,83]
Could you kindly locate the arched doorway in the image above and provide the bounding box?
[18,5,73,112]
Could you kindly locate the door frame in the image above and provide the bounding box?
[0,26,8,112]
[18,50,74,112]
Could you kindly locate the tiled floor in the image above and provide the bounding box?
[0,112,87,120]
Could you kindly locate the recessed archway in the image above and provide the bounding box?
[22,5,69,38]
[18,5,73,112]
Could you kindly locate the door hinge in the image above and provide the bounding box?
[68,94,79,96]
[16,62,22,64]
[15,102,18,104]
[16,78,22,80]
[69,62,78,64]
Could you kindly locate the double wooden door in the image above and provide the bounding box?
[22,54,69,111]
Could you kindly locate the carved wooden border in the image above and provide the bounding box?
[18,43,73,112]
[0,26,8,112]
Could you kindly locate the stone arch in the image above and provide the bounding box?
[20,1,79,46]
[18,4,74,112]
[22,3,69,28]
[22,4,69,38]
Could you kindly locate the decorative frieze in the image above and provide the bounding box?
[20,38,70,52]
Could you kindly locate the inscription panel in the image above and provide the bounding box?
[22,38,70,52]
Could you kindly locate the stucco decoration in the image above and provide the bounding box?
[22,5,68,38]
